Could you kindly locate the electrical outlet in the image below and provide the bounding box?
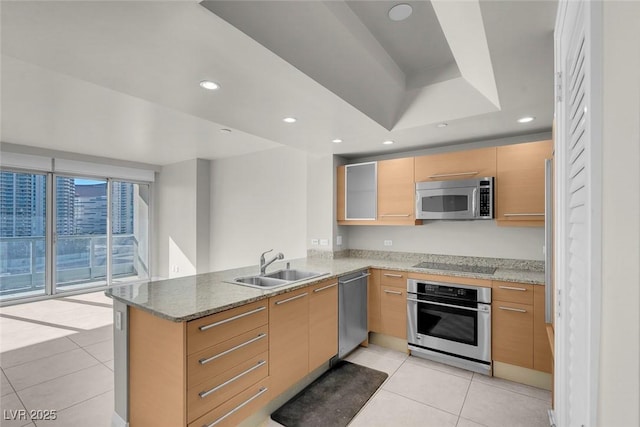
[336,235,343,245]
[171,265,180,273]
[320,239,329,246]
[311,239,319,245]
[115,311,122,330]
[384,240,393,246]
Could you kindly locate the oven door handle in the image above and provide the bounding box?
[407,297,482,312]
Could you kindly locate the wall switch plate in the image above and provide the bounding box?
[384,240,393,246]
[311,239,319,245]
[336,235,343,245]
[115,311,122,330]
[171,265,179,273]
[320,239,329,246]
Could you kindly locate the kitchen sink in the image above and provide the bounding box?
[229,269,328,289]
[264,269,324,281]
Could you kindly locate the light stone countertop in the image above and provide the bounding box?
[106,255,545,322]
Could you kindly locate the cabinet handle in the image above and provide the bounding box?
[498,285,528,292]
[408,298,481,312]
[498,306,528,313]
[199,306,266,331]
[502,213,544,217]
[340,272,371,284]
[275,292,308,305]
[428,171,479,178]
[199,333,266,365]
[314,283,338,293]
[199,360,267,399]
[204,386,269,427]
[380,214,410,217]
[383,273,403,278]
[383,289,402,295]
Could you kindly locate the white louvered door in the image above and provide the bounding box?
[554,1,602,426]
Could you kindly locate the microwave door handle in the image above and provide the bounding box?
[472,188,478,217]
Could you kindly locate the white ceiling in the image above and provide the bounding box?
[0,1,556,165]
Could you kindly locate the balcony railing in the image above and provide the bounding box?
[0,234,147,297]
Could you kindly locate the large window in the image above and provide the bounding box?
[0,169,150,302]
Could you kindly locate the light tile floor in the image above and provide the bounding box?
[1,292,551,427]
[0,291,114,427]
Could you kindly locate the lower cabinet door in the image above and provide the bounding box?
[492,301,534,368]
[269,288,309,398]
[379,286,407,339]
[309,279,339,372]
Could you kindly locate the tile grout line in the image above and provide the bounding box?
[471,374,552,403]
[456,372,475,426]
[32,388,114,427]
[382,387,465,419]
[403,357,474,381]
[13,359,104,397]
[0,336,82,370]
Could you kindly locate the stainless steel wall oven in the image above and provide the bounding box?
[407,279,492,375]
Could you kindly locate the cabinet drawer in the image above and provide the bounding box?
[188,377,270,427]
[492,301,534,369]
[380,286,407,339]
[378,269,407,288]
[187,300,268,355]
[187,351,268,423]
[188,325,268,387]
[492,281,534,305]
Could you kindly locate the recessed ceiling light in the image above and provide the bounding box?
[283,117,297,124]
[388,4,413,21]
[199,80,220,90]
[383,140,395,145]
[436,122,448,128]
[332,139,343,144]
[220,128,232,134]
[517,116,535,123]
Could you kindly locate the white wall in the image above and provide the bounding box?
[154,159,199,278]
[306,153,335,251]
[209,147,307,271]
[598,2,640,425]
[348,221,544,260]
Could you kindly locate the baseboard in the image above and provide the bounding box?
[493,361,552,390]
[111,412,129,427]
[368,332,409,353]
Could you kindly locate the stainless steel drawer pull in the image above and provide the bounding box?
[498,286,528,292]
[275,292,308,305]
[199,306,266,331]
[428,171,479,178]
[380,214,410,217]
[313,283,338,293]
[339,273,371,284]
[407,298,480,312]
[383,273,403,278]
[498,306,528,313]
[199,333,267,365]
[204,386,269,427]
[502,213,545,217]
[383,289,402,295]
[199,360,267,399]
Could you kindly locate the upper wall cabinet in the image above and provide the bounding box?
[496,140,553,226]
[377,158,419,225]
[337,158,420,226]
[345,162,377,220]
[414,147,497,182]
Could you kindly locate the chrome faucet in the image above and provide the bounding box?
[259,249,284,275]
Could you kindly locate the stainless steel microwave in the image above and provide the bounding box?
[415,177,494,220]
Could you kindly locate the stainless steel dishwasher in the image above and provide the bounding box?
[338,269,370,358]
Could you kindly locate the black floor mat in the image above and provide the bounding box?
[271,360,388,427]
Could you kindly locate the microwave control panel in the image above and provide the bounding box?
[479,180,493,218]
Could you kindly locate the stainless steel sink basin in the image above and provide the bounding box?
[264,269,324,281]
[228,269,328,289]
[232,276,289,288]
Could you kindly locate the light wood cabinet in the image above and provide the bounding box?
[269,287,309,398]
[368,270,382,333]
[337,166,346,222]
[414,147,496,182]
[492,300,534,369]
[379,270,407,339]
[492,280,552,373]
[377,158,420,225]
[533,285,553,373]
[308,279,339,372]
[496,140,552,225]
